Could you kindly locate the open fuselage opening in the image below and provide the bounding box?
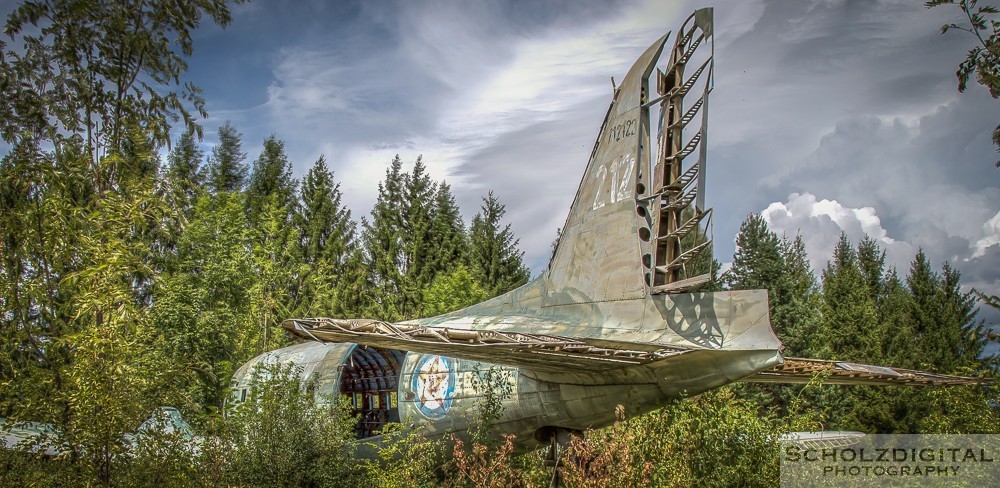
[339,345,406,439]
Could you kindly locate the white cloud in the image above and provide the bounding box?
[973,210,1000,258]
[182,0,1000,291]
[762,192,915,274]
[761,193,1000,300]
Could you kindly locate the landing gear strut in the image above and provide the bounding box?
[543,428,580,488]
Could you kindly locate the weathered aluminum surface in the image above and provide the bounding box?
[230,341,354,403]
[746,358,988,386]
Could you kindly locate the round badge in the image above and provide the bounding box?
[411,355,456,419]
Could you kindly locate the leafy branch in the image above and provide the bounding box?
[927,0,1000,166]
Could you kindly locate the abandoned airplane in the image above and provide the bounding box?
[230,8,985,461]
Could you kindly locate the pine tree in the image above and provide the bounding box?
[906,251,986,373]
[724,214,794,340]
[906,250,942,370]
[776,235,822,357]
[293,155,356,317]
[337,248,371,318]
[164,128,202,206]
[468,191,530,296]
[360,156,406,321]
[204,121,248,194]
[881,269,917,367]
[399,156,437,318]
[426,182,468,280]
[166,128,204,199]
[857,237,887,305]
[818,233,880,362]
[724,217,820,417]
[246,135,297,224]
[725,214,783,291]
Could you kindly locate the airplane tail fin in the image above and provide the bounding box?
[546,9,715,304]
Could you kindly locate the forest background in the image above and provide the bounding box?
[0,0,997,486]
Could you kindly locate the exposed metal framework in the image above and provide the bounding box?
[285,318,689,373]
[647,10,714,294]
[748,358,989,386]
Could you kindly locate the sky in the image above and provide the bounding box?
[4,0,997,319]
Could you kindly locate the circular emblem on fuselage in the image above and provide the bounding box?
[412,355,456,419]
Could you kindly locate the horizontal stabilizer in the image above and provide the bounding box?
[778,431,866,449]
[745,357,988,386]
[282,318,690,375]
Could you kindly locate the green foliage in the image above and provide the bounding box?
[422,266,490,317]
[400,157,438,317]
[154,193,255,416]
[427,182,469,282]
[927,0,1000,166]
[560,388,801,488]
[222,362,359,487]
[294,155,357,317]
[819,233,880,362]
[361,155,483,320]
[724,215,822,355]
[203,121,249,193]
[246,135,297,224]
[361,156,407,320]
[918,379,1000,433]
[725,214,783,292]
[163,127,205,221]
[359,424,442,488]
[0,0,239,166]
[469,191,530,297]
[905,250,985,372]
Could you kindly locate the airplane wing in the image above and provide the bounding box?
[283,317,694,375]
[744,357,988,386]
[282,318,986,386]
[777,431,866,449]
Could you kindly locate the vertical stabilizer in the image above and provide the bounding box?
[547,9,715,305]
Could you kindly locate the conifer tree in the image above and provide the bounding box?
[338,248,371,318]
[360,156,407,321]
[725,213,785,346]
[157,129,203,274]
[725,214,784,292]
[238,136,300,346]
[166,128,204,196]
[725,216,820,415]
[426,182,468,281]
[857,237,886,301]
[881,269,917,367]
[468,191,530,296]
[906,252,985,372]
[776,235,822,357]
[819,233,880,362]
[246,135,297,223]
[399,156,437,318]
[293,155,356,317]
[204,121,248,194]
